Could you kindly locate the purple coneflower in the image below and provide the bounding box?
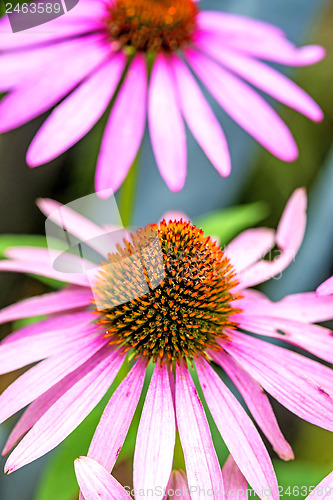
[0,0,325,194]
[0,190,333,500]
[74,455,333,500]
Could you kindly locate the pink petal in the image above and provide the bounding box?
[168,470,190,499]
[75,457,131,500]
[5,347,122,473]
[317,276,333,296]
[196,13,325,66]
[0,35,110,132]
[37,198,109,255]
[1,310,92,346]
[0,318,96,374]
[0,258,89,287]
[148,53,187,192]
[222,455,249,500]
[175,364,224,500]
[186,49,298,162]
[2,348,113,457]
[0,287,91,325]
[170,54,231,177]
[0,3,105,51]
[197,11,284,40]
[95,54,147,196]
[134,362,176,497]
[196,358,278,500]
[310,471,333,500]
[27,54,126,166]
[218,352,294,461]
[5,246,94,271]
[88,359,146,471]
[237,188,307,288]
[196,35,323,122]
[217,331,333,431]
[0,330,110,425]
[160,211,190,223]
[236,313,333,364]
[238,289,333,323]
[225,228,275,274]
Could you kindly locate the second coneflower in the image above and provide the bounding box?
[0,190,333,500]
[0,0,325,194]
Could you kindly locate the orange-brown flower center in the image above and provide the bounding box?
[105,0,198,52]
[93,220,241,362]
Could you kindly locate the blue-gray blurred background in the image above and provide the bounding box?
[0,0,332,499]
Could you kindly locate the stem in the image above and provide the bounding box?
[119,151,140,227]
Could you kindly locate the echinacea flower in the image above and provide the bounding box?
[317,276,333,296]
[0,0,325,194]
[75,455,333,500]
[1,190,333,499]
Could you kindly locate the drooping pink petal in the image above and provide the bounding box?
[195,13,325,66]
[236,313,333,364]
[237,188,307,288]
[0,319,97,374]
[134,363,176,498]
[75,457,131,500]
[216,331,333,431]
[175,363,224,500]
[238,289,333,323]
[0,330,111,425]
[5,246,94,271]
[222,455,249,500]
[148,53,187,192]
[196,11,284,40]
[1,310,92,346]
[95,54,147,197]
[37,198,110,255]
[170,54,231,177]
[225,228,275,274]
[168,470,190,500]
[218,352,294,461]
[2,348,115,457]
[317,276,333,296]
[5,347,122,473]
[0,258,89,287]
[196,358,278,500]
[309,471,333,500]
[27,54,126,167]
[0,35,110,132]
[196,35,323,122]
[186,49,298,162]
[88,359,146,471]
[0,287,91,325]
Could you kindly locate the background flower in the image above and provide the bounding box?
[0,0,324,194]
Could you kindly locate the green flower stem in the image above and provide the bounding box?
[119,152,140,227]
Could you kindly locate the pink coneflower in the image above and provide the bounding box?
[0,0,325,194]
[0,190,333,500]
[75,455,333,500]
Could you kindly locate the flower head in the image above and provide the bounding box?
[0,1,325,194]
[1,190,333,500]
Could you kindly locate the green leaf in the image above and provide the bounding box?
[194,202,269,245]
